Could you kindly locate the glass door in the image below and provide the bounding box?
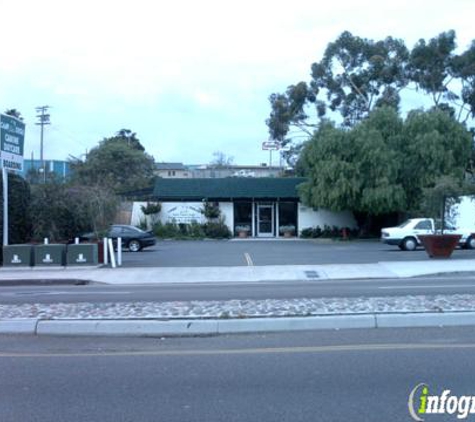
[257,205,274,237]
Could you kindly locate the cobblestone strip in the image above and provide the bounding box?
[1,294,475,320]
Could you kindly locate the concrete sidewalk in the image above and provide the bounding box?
[1,259,475,285]
[1,259,475,337]
[3,312,475,337]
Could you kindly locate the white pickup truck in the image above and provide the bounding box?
[381,218,475,251]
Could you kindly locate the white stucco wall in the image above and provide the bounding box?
[298,204,358,233]
[131,202,148,227]
[132,202,206,227]
[131,201,233,230]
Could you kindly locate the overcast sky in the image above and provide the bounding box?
[0,0,473,165]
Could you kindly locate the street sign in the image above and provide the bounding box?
[0,113,25,171]
[262,141,281,151]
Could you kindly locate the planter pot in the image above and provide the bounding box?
[283,231,294,238]
[418,234,461,258]
[238,231,249,238]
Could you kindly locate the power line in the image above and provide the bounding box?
[35,105,51,182]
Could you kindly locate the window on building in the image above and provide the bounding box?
[234,202,252,235]
[278,202,298,230]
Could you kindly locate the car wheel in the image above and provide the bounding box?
[466,236,475,250]
[128,239,141,252]
[402,237,417,251]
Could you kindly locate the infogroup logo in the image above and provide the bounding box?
[408,383,475,420]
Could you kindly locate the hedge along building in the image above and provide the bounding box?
[131,178,357,237]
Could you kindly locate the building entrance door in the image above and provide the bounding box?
[257,204,274,237]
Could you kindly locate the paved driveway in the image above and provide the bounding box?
[121,239,475,267]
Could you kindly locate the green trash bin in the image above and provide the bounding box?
[66,244,98,266]
[34,244,66,267]
[3,245,34,267]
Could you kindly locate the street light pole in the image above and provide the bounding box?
[35,105,51,182]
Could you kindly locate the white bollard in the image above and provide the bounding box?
[108,238,116,268]
[117,237,122,267]
[103,237,108,265]
[44,238,49,245]
[74,237,79,245]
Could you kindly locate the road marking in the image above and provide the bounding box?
[0,291,132,297]
[379,285,475,290]
[2,343,475,358]
[244,252,253,266]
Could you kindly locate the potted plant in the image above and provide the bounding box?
[418,177,466,258]
[279,224,296,238]
[235,224,251,238]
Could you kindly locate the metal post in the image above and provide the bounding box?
[103,237,109,265]
[251,200,255,237]
[276,201,280,238]
[2,167,8,246]
[108,238,116,268]
[117,237,122,267]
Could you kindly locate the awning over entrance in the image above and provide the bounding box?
[151,177,307,201]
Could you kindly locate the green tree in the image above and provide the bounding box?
[298,107,472,230]
[452,40,475,122]
[115,129,145,151]
[0,172,31,244]
[268,30,475,166]
[267,31,409,145]
[401,108,473,211]
[4,109,23,121]
[409,31,458,108]
[70,131,155,194]
[29,182,118,241]
[210,151,234,168]
[299,107,406,215]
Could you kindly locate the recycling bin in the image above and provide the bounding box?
[3,244,34,267]
[66,244,98,266]
[34,244,66,267]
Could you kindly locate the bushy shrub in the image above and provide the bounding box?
[203,218,232,239]
[153,221,181,238]
[300,225,357,239]
[188,221,205,239]
[29,183,118,242]
[153,219,230,239]
[201,201,220,219]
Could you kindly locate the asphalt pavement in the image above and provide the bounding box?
[1,327,474,422]
[123,239,475,267]
[1,275,475,304]
[2,240,475,337]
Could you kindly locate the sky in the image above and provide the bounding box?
[0,0,474,166]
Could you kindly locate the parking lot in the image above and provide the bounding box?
[120,239,475,267]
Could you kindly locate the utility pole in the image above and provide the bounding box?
[35,105,51,183]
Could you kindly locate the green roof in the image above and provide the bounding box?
[152,178,306,201]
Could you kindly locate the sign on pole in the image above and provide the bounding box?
[0,113,25,172]
[262,141,281,151]
[1,113,26,246]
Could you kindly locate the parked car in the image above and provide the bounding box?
[381,218,475,251]
[80,225,156,252]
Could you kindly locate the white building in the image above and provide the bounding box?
[132,178,357,237]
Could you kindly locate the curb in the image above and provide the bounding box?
[3,312,475,337]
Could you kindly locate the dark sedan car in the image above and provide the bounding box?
[81,225,156,252]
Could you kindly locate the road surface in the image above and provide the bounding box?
[1,275,475,304]
[0,327,474,421]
